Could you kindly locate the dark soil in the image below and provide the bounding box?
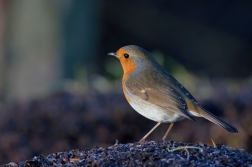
[0,88,251,165]
[2,140,252,167]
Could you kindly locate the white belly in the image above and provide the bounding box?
[125,88,184,123]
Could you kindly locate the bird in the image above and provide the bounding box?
[108,45,238,142]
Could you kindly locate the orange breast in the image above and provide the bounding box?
[122,82,132,103]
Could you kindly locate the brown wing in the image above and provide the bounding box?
[125,77,195,121]
[166,73,199,106]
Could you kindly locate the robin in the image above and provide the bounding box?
[108,45,238,142]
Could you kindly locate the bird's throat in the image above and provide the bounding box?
[121,59,136,80]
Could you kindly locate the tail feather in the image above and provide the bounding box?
[199,107,238,133]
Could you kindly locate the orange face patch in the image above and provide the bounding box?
[116,48,136,80]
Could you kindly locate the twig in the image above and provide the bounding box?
[167,144,203,160]
[211,138,217,148]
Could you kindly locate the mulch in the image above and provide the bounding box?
[3,140,252,167]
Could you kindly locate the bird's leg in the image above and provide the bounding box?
[162,123,174,140]
[139,121,162,143]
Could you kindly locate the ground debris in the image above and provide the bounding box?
[1,140,251,167]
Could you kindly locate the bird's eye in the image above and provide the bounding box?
[124,53,129,59]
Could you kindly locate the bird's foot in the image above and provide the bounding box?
[139,138,146,143]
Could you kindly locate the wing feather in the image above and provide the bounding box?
[125,77,195,121]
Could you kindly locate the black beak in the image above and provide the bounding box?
[108,52,117,57]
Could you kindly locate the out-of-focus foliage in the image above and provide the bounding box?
[1,0,252,101]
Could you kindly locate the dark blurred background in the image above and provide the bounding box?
[0,0,252,164]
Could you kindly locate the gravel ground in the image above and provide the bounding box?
[2,140,252,167]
